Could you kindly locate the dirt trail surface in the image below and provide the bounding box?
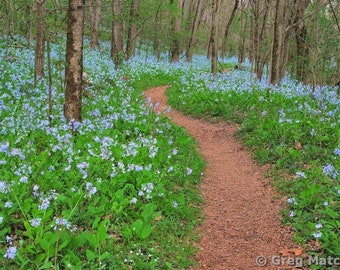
[144,86,301,270]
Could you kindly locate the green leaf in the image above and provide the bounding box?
[86,249,96,260]
[97,220,108,243]
[140,225,153,239]
[85,231,98,248]
[40,238,50,251]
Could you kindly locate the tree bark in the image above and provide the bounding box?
[294,0,310,82]
[126,0,139,60]
[221,0,239,58]
[270,0,286,84]
[153,2,163,60]
[25,4,32,45]
[238,1,247,63]
[170,0,183,62]
[34,0,46,85]
[186,0,203,62]
[88,0,102,48]
[210,0,219,75]
[64,0,85,123]
[111,0,124,69]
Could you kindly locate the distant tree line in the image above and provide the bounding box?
[1,0,339,120]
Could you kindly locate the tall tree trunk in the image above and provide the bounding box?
[25,4,32,45]
[153,1,165,60]
[88,0,102,48]
[294,0,310,82]
[221,0,239,58]
[210,0,219,75]
[255,0,270,79]
[170,0,183,62]
[270,0,286,84]
[126,0,139,60]
[238,6,245,63]
[34,0,46,85]
[64,0,85,123]
[111,0,124,69]
[186,0,203,62]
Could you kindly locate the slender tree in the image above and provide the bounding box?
[64,0,85,123]
[111,0,124,69]
[210,0,219,75]
[88,0,103,48]
[126,0,140,60]
[221,0,239,58]
[34,0,46,85]
[270,0,286,84]
[186,0,203,62]
[170,0,183,62]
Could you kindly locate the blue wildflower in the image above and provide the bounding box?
[4,246,17,260]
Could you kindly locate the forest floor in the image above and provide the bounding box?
[144,86,305,270]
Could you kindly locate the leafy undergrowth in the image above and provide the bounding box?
[1,37,339,269]
[0,38,205,269]
[167,69,340,269]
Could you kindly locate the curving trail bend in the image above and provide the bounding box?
[144,86,301,270]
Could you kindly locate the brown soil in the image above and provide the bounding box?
[144,86,303,270]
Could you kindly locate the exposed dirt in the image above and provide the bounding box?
[144,86,303,270]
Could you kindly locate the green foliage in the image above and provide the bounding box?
[0,42,205,269]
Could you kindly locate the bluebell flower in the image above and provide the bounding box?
[4,201,13,208]
[130,198,137,204]
[295,171,306,178]
[313,231,322,239]
[0,142,9,153]
[315,223,323,229]
[322,164,338,179]
[30,218,42,227]
[334,148,340,156]
[186,167,193,176]
[0,181,10,194]
[85,182,97,197]
[3,246,17,260]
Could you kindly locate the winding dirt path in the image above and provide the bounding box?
[144,86,302,270]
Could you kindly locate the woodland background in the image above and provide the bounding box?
[1,0,339,86]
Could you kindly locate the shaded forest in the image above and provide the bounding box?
[1,0,339,86]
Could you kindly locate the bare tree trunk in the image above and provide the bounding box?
[34,0,46,85]
[25,4,32,45]
[210,0,219,75]
[170,0,183,62]
[270,0,285,84]
[88,0,102,48]
[126,0,139,60]
[238,1,247,63]
[294,0,310,82]
[64,0,85,123]
[186,0,203,62]
[221,0,239,58]
[111,0,124,69]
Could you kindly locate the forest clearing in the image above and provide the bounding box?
[0,0,339,269]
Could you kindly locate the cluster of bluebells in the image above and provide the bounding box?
[32,185,58,211]
[53,217,77,232]
[322,164,338,180]
[138,183,154,200]
[313,223,323,239]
